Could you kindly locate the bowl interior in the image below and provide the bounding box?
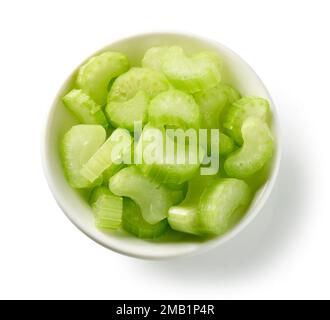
[44,33,280,259]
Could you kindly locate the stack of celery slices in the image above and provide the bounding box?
[61,46,274,240]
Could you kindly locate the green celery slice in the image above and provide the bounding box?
[122,198,169,239]
[223,96,270,145]
[106,90,149,131]
[194,85,227,129]
[62,89,108,127]
[168,174,216,235]
[108,67,169,102]
[162,47,222,93]
[61,125,106,188]
[137,124,202,184]
[148,89,200,129]
[80,128,132,182]
[77,51,129,105]
[194,83,241,129]
[198,178,251,235]
[142,46,182,72]
[168,206,200,236]
[192,51,223,77]
[109,166,172,224]
[90,186,123,230]
[106,67,169,130]
[224,117,274,178]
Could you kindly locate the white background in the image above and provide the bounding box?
[0,0,329,300]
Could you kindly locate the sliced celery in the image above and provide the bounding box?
[168,206,200,236]
[122,198,169,239]
[198,178,251,235]
[61,125,106,188]
[90,186,123,230]
[223,96,270,145]
[62,89,108,127]
[109,166,172,224]
[141,153,201,184]
[142,46,182,72]
[143,47,223,94]
[192,51,223,77]
[137,124,202,184]
[168,174,216,235]
[224,117,274,178]
[106,67,169,130]
[59,46,276,242]
[106,90,149,131]
[194,83,240,129]
[162,47,222,93]
[194,85,227,129]
[80,128,132,182]
[77,51,129,105]
[148,89,200,129]
[108,67,169,102]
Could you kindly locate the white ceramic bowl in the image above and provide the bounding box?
[42,32,281,260]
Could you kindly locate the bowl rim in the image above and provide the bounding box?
[41,31,282,260]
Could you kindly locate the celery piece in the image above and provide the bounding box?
[90,186,123,230]
[168,174,216,235]
[149,89,200,129]
[162,47,222,93]
[61,125,106,188]
[80,128,132,182]
[198,178,251,235]
[63,89,108,127]
[223,96,270,145]
[137,124,201,184]
[224,117,274,178]
[106,67,169,130]
[109,166,172,224]
[77,51,129,105]
[122,198,169,239]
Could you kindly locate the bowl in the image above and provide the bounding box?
[42,32,281,260]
